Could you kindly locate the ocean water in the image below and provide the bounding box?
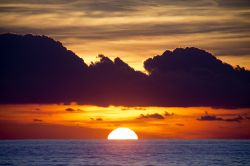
[0,140,249,166]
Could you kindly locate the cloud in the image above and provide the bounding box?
[33,119,43,122]
[197,113,223,121]
[0,33,88,104]
[137,113,165,120]
[144,47,250,108]
[1,0,250,70]
[65,108,75,112]
[65,108,83,112]
[164,112,174,117]
[0,34,250,108]
[120,107,146,111]
[197,112,249,122]
[90,118,103,121]
[223,115,244,122]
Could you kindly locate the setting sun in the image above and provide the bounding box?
[108,127,138,140]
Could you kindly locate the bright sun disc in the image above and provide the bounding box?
[108,127,138,140]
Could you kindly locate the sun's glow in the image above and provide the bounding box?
[107,127,138,140]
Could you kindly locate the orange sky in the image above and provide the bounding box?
[0,104,249,139]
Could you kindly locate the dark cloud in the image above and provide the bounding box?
[1,34,250,108]
[197,112,249,122]
[65,108,83,112]
[137,113,165,120]
[0,33,88,104]
[223,115,244,122]
[90,118,103,121]
[197,113,223,121]
[33,119,43,122]
[120,107,146,111]
[164,112,174,117]
[144,47,250,108]
[176,123,184,126]
[134,107,146,110]
[86,54,147,106]
[215,0,250,8]
[65,108,75,112]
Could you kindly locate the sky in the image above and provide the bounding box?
[1,104,250,139]
[0,0,250,139]
[0,0,250,71]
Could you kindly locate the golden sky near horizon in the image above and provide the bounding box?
[0,0,250,71]
[0,104,250,139]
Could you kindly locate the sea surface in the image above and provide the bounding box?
[0,140,249,166]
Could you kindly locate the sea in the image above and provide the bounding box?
[0,140,249,166]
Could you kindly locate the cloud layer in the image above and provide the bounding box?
[1,34,250,108]
[0,0,250,70]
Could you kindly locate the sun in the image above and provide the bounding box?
[107,127,138,140]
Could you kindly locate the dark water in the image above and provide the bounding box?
[0,140,249,166]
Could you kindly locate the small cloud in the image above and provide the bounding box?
[33,119,43,122]
[121,107,146,111]
[223,115,243,122]
[134,107,146,110]
[65,108,75,112]
[90,118,103,121]
[96,118,103,121]
[164,111,174,117]
[197,112,223,121]
[121,107,130,111]
[197,112,247,122]
[65,108,83,112]
[137,113,164,120]
[176,123,184,126]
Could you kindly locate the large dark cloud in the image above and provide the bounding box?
[144,47,250,108]
[0,33,88,103]
[1,33,250,108]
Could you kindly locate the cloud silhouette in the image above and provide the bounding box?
[90,118,103,121]
[33,119,43,122]
[223,115,244,122]
[65,108,83,112]
[164,112,174,117]
[197,112,249,122]
[1,34,250,108]
[144,47,250,108]
[197,113,223,121]
[86,54,147,106]
[137,113,165,120]
[65,108,75,112]
[0,33,88,104]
